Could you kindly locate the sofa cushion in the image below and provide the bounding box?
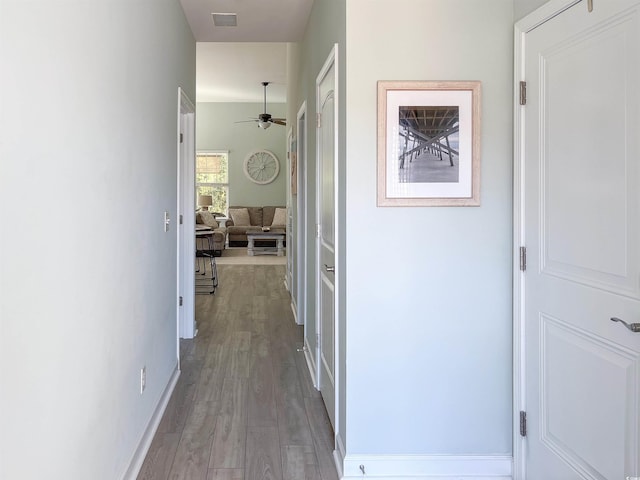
[262,206,275,225]
[197,211,219,228]
[271,207,287,226]
[246,207,263,226]
[229,206,263,226]
[229,208,251,226]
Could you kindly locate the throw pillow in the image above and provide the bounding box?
[199,211,218,228]
[271,207,287,226]
[229,208,251,226]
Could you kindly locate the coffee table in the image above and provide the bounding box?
[246,228,285,256]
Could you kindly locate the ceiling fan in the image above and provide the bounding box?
[236,82,286,129]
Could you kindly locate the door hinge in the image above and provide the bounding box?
[179,214,183,225]
[519,246,527,272]
[317,112,322,129]
[519,81,527,106]
[316,223,321,238]
[179,132,184,143]
[179,296,183,306]
[519,411,527,437]
[316,333,320,345]
[587,0,593,12]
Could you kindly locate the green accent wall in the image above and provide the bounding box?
[196,102,287,208]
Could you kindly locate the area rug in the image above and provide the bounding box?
[215,247,287,265]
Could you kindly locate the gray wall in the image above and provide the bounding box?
[344,0,514,457]
[0,1,195,478]
[196,102,287,207]
[291,0,348,446]
[514,0,549,20]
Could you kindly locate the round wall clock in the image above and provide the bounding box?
[243,150,280,184]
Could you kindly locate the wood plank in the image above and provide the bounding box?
[226,331,251,379]
[274,364,313,446]
[245,427,283,480]
[304,398,338,480]
[195,342,230,405]
[168,402,217,480]
[282,445,320,480]
[137,432,181,480]
[208,377,247,469]
[206,469,244,480]
[156,380,197,435]
[247,335,277,428]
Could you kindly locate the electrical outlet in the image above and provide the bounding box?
[140,366,146,394]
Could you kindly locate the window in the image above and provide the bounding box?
[196,151,229,215]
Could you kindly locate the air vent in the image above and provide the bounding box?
[212,13,237,27]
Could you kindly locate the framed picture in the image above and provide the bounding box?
[377,81,481,206]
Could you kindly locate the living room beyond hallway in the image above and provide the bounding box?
[138,264,337,480]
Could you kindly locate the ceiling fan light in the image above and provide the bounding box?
[258,121,271,129]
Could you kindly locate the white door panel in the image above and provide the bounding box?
[317,48,337,430]
[319,276,335,432]
[522,1,640,479]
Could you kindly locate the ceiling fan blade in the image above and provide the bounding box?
[234,119,258,124]
[271,119,287,126]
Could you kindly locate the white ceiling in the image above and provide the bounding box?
[180,0,313,104]
[179,0,313,42]
[196,43,287,103]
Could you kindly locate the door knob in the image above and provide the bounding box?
[610,317,640,333]
[324,264,335,273]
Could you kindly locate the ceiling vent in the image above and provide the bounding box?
[211,13,237,27]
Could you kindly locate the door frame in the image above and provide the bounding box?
[297,101,308,329]
[177,87,196,342]
[286,127,295,297]
[315,43,339,437]
[513,2,583,478]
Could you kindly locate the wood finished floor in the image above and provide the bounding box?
[138,264,338,480]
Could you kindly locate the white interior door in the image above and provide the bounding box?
[317,48,338,429]
[178,88,196,340]
[520,1,640,478]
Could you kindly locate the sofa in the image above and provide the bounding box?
[195,211,227,256]
[226,206,287,246]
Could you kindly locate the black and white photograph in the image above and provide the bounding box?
[398,106,460,184]
[378,81,481,206]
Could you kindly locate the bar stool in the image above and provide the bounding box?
[195,230,218,295]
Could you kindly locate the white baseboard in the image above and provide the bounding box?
[341,454,512,479]
[291,302,301,325]
[334,433,346,479]
[303,337,317,388]
[121,364,180,480]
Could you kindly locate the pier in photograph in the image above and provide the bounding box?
[398,106,459,183]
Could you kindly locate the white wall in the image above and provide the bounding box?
[344,0,514,461]
[0,1,195,478]
[196,102,287,207]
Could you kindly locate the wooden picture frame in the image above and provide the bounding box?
[377,81,481,206]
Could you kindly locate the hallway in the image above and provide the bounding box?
[138,264,338,480]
